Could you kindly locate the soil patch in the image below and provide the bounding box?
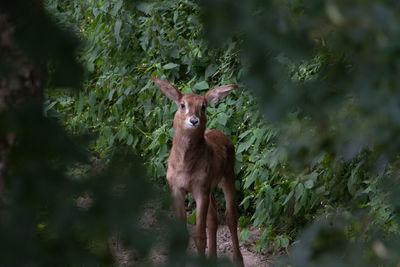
[115,205,272,266]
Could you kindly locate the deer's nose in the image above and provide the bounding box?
[189,118,199,126]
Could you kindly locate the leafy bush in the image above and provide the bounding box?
[201,0,400,263]
[47,0,295,250]
[46,0,245,181]
[45,0,399,257]
[0,1,190,265]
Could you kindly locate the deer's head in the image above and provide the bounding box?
[152,77,236,133]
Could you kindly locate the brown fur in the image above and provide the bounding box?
[152,78,244,266]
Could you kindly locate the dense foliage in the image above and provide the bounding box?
[1,0,399,265]
[201,0,400,265]
[0,0,189,266]
[46,0,288,248]
[45,0,400,262]
[45,0,300,251]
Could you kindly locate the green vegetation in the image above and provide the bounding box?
[1,0,399,266]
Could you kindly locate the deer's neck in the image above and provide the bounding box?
[171,128,206,162]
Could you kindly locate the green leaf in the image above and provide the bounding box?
[37,223,46,230]
[280,236,290,248]
[348,162,362,195]
[273,237,281,251]
[97,101,104,120]
[244,170,258,189]
[127,134,133,145]
[111,0,123,16]
[155,161,165,177]
[117,126,127,141]
[282,191,293,206]
[304,179,314,189]
[217,113,228,126]
[173,10,179,23]
[159,132,168,145]
[124,86,132,96]
[300,189,308,208]
[163,63,179,70]
[77,94,84,115]
[305,171,319,182]
[108,89,116,101]
[103,126,112,140]
[137,2,150,14]
[239,229,250,244]
[253,128,265,139]
[88,91,96,107]
[116,96,124,105]
[193,81,209,90]
[187,209,196,225]
[237,136,256,153]
[139,31,149,50]
[92,8,99,18]
[205,64,218,78]
[295,183,304,201]
[239,130,252,140]
[240,196,251,210]
[44,101,57,116]
[114,19,122,41]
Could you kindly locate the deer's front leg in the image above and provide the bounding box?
[170,186,186,224]
[193,190,210,257]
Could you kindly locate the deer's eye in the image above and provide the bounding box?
[180,103,185,109]
[201,103,206,111]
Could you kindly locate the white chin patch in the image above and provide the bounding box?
[184,119,199,129]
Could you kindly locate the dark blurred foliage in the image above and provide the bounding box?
[200,0,400,265]
[275,214,400,267]
[202,0,400,167]
[202,0,400,266]
[0,0,83,88]
[0,103,156,264]
[0,0,200,266]
[2,0,399,265]
[42,0,400,263]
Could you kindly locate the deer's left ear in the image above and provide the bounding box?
[205,84,237,105]
[151,77,182,104]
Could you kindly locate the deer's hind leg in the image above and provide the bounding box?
[221,174,244,267]
[207,193,218,258]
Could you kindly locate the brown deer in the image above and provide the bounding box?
[152,77,244,266]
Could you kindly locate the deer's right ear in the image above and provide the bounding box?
[151,77,182,104]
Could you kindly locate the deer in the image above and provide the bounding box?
[152,77,244,267]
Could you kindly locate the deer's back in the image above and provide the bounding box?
[204,129,235,175]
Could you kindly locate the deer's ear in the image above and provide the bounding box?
[205,84,237,105]
[151,77,182,103]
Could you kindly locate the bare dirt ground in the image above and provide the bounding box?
[112,205,272,267]
[188,223,271,267]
